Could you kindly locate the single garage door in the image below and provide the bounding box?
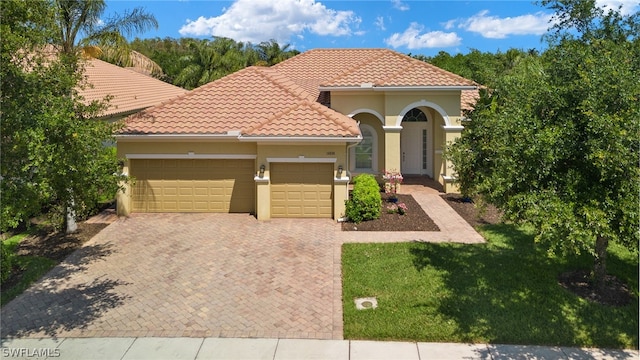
[270,163,333,218]
[130,159,254,213]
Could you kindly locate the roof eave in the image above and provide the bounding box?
[115,133,241,141]
[318,85,478,92]
[238,135,362,143]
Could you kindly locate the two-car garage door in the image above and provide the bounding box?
[130,159,254,213]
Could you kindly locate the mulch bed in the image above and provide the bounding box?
[341,193,440,231]
[15,222,108,262]
[440,194,503,227]
[558,270,633,307]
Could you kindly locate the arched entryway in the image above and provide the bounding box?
[400,108,433,177]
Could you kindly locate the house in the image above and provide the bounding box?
[79,58,187,121]
[115,48,478,220]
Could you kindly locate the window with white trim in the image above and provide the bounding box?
[352,124,377,172]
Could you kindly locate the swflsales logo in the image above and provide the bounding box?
[1,347,61,357]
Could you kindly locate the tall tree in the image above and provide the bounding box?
[448,0,639,293]
[256,39,298,66]
[54,0,159,74]
[174,37,249,90]
[1,0,124,232]
[52,0,157,232]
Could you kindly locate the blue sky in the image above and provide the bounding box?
[105,0,639,56]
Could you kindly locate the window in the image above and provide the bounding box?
[402,108,427,122]
[352,124,377,172]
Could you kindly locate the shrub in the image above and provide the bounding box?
[1,242,14,284]
[345,174,382,223]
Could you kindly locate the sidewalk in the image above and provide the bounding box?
[2,337,637,360]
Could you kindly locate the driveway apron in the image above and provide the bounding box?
[1,214,342,340]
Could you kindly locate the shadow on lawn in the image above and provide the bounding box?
[409,224,638,350]
[0,243,130,338]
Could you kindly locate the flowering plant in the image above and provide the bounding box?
[386,203,398,213]
[382,169,403,198]
[385,202,408,215]
[397,202,408,215]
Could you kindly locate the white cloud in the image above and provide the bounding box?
[374,16,386,30]
[392,0,409,11]
[178,0,362,43]
[385,23,462,49]
[596,0,639,15]
[456,10,553,39]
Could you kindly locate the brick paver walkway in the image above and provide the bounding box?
[1,178,484,341]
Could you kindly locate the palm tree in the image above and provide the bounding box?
[256,40,298,66]
[54,0,159,74]
[52,0,158,233]
[174,37,248,90]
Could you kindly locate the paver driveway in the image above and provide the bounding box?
[1,214,343,340]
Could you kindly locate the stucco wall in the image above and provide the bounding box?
[329,90,463,192]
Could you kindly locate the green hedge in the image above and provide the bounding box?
[345,174,382,223]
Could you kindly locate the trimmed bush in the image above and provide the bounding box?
[345,174,382,223]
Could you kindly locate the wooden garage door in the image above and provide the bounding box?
[270,163,333,218]
[130,159,254,213]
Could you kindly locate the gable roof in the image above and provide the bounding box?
[121,66,361,138]
[79,58,187,118]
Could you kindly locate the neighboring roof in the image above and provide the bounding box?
[79,58,187,118]
[121,66,361,138]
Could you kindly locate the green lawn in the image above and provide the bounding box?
[1,233,56,306]
[342,224,638,349]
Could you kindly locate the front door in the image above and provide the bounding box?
[401,122,432,176]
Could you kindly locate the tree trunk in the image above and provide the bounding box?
[65,195,77,234]
[593,235,608,294]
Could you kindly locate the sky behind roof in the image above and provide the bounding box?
[105,0,639,56]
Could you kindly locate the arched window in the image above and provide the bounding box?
[352,124,377,172]
[402,108,427,122]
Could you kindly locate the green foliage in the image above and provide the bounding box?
[1,0,125,231]
[130,37,299,89]
[448,0,639,287]
[54,0,157,66]
[417,48,538,88]
[1,242,14,283]
[345,174,382,223]
[0,232,56,305]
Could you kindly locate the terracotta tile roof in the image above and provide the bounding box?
[122,48,479,138]
[273,48,476,92]
[121,66,360,138]
[79,58,186,118]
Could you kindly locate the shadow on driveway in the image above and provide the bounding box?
[1,243,130,338]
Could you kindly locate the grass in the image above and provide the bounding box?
[342,224,639,349]
[1,232,56,306]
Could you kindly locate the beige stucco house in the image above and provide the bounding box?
[116,49,478,220]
